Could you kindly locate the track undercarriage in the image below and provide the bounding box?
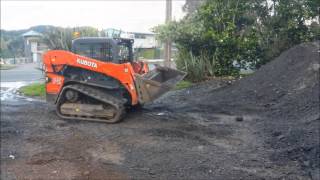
[56,84,126,123]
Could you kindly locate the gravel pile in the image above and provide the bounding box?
[201,41,320,178]
[162,41,319,178]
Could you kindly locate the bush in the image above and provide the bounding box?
[154,0,319,81]
[176,50,215,81]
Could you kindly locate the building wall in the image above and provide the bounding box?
[24,37,39,61]
[24,39,32,60]
[119,32,159,49]
[24,36,48,63]
[133,34,157,49]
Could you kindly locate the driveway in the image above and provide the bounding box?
[1,63,43,82]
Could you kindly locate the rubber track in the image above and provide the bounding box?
[56,84,126,123]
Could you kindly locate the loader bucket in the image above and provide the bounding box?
[135,66,187,104]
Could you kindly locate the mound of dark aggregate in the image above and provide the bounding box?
[157,41,320,178]
[201,41,320,178]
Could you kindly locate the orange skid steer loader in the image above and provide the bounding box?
[43,37,186,123]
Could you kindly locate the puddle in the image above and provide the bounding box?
[0,81,44,102]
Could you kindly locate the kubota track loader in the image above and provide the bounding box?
[43,37,186,123]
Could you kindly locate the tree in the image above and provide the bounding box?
[154,0,319,81]
[155,0,264,79]
[183,0,204,14]
[259,0,320,62]
[0,25,101,58]
[42,26,99,50]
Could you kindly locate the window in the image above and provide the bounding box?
[75,43,91,57]
[75,43,113,62]
[91,44,104,60]
[134,34,146,39]
[118,44,130,61]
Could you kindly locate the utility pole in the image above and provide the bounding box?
[164,0,172,67]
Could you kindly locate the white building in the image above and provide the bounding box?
[127,32,158,49]
[104,29,159,49]
[22,30,48,63]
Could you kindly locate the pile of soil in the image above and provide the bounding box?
[212,41,320,177]
[154,41,320,178]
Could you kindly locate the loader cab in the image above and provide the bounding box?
[71,37,134,64]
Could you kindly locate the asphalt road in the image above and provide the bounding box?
[0,63,44,102]
[0,63,44,82]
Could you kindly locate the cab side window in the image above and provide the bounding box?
[91,43,104,60]
[75,43,113,62]
[75,43,91,57]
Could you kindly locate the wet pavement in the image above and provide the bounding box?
[0,63,44,102]
[0,81,44,102]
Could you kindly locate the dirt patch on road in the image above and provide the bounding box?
[1,42,319,179]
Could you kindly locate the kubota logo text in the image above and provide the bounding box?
[77,58,97,68]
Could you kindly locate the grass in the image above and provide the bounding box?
[0,64,16,70]
[174,80,193,90]
[19,83,46,97]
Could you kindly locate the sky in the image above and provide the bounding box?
[1,0,186,33]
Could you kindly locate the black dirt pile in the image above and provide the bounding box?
[200,42,319,177]
[155,42,320,178]
[207,41,319,110]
